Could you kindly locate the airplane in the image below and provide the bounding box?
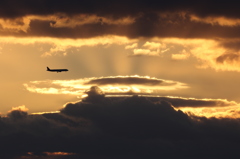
[47,67,68,73]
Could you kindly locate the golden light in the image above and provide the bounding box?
[43,152,76,156]
[179,105,240,118]
[31,111,60,115]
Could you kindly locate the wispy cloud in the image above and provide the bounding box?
[0,36,136,56]
[172,49,190,60]
[127,41,163,56]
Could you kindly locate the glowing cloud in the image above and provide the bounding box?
[132,48,159,56]
[0,14,135,33]
[125,43,138,49]
[172,49,190,60]
[24,76,188,96]
[0,35,136,56]
[190,15,240,26]
[127,41,163,56]
[9,105,29,112]
[180,105,240,118]
[41,152,76,156]
[143,41,161,50]
[149,37,240,71]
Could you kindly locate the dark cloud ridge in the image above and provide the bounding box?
[1,94,240,158]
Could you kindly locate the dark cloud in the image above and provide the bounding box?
[27,19,107,38]
[219,40,240,51]
[7,109,28,120]
[0,0,240,18]
[128,18,240,39]
[5,13,240,39]
[85,76,164,86]
[0,112,91,158]
[1,91,240,158]
[1,1,240,39]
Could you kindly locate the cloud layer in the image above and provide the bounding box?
[2,12,240,39]
[2,93,240,158]
[1,1,240,39]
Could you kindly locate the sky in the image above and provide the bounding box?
[2,0,240,158]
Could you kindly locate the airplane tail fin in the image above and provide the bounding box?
[47,67,50,71]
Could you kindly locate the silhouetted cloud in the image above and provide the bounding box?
[1,92,240,158]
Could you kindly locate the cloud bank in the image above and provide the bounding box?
[2,93,240,158]
[0,1,240,39]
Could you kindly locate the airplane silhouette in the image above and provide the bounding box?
[47,67,68,73]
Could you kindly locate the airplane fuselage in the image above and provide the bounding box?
[47,67,68,72]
